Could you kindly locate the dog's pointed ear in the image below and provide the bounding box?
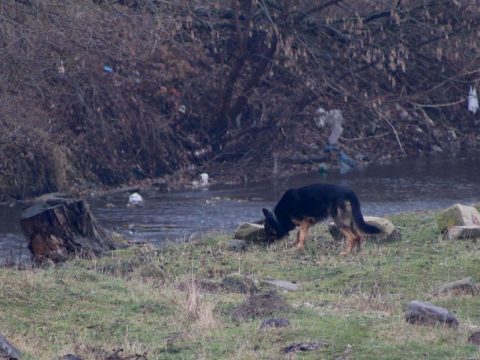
[262,208,271,218]
[262,208,276,226]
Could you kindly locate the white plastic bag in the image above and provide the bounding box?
[468,86,478,114]
[313,107,344,145]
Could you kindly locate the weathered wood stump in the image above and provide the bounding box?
[20,195,124,264]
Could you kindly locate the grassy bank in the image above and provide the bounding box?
[1,210,480,359]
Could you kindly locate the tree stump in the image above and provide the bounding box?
[20,195,125,264]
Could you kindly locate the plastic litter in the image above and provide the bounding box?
[468,86,478,114]
[103,65,114,73]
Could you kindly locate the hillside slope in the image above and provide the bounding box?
[1,0,479,199]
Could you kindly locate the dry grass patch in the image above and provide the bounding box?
[176,277,219,332]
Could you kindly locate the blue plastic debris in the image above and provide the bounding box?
[323,144,357,174]
[339,152,356,167]
[103,65,113,73]
[318,162,329,174]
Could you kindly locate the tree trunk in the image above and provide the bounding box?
[20,195,125,264]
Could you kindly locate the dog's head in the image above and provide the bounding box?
[262,208,284,243]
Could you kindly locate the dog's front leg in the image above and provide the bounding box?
[296,221,311,249]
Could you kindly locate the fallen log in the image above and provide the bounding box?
[20,194,125,264]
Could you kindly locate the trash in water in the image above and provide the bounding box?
[103,65,114,73]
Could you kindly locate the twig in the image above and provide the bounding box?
[377,112,405,153]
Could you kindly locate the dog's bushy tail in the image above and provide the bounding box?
[346,192,382,234]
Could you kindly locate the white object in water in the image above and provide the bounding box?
[192,173,209,188]
[468,86,478,114]
[128,192,143,206]
[200,173,209,186]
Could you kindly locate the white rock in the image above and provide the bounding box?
[234,223,266,242]
[128,192,143,206]
[437,204,480,233]
[328,216,401,243]
[446,226,480,241]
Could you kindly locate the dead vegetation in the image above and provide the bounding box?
[1,0,480,199]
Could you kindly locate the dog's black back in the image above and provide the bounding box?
[263,183,380,242]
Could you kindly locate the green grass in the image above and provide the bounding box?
[1,210,480,359]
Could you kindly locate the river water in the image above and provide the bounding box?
[1,153,479,264]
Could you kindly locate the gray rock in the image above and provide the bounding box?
[437,204,480,233]
[0,334,22,360]
[263,279,301,292]
[405,300,458,327]
[226,239,248,252]
[222,275,258,294]
[233,223,266,242]
[260,318,290,329]
[446,226,480,241]
[432,277,479,297]
[329,216,401,243]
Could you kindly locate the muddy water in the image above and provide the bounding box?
[1,153,479,264]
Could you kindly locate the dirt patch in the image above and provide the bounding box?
[230,290,289,321]
[68,345,148,360]
[221,275,258,294]
[282,341,328,354]
[468,331,480,346]
[104,348,147,360]
[259,318,290,330]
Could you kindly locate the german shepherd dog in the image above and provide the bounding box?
[262,183,381,255]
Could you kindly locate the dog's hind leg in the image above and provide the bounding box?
[338,227,357,255]
[334,203,362,255]
[351,226,364,252]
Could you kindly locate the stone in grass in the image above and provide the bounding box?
[432,277,479,297]
[233,223,266,243]
[405,301,458,327]
[282,341,327,353]
[262,279,301,292]
[468,331,480,345]
[328,216,401,243]
[446,226,480,241]
[226,239,248,252]
[437,204,480,233]
[260,318,290,330]
[0,333,22,360]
